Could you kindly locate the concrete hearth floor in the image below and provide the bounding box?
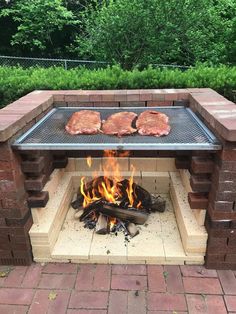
[0,263,235,313]
[51,195,204,265]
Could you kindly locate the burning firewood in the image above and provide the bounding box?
[71,194,83,209]
[79,199,104,222]
[70,152,165,238]
[118,179,151,209]
[99,204,148,225]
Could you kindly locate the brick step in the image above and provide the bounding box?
[190,175,211,192]
[27,191,49,208]
[191,157,214,174]
[175,157,191,169]
[21,156,45,174]
[24,174,47,192]
[188,192,208,209]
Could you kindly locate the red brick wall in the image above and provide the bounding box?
[0,88,235,268]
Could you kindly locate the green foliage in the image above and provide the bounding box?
[0,0,235,66]
[0,0,78,54]
[0,65,236,108]
[73,0,235,68]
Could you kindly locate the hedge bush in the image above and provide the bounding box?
[0,65,236,108]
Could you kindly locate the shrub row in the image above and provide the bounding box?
[0,65,236,108]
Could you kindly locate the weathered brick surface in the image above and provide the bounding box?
[38,273,76,289]
[0,204,33,265]
[0,142,13,161]
[0,89,236,268]
[211,200,234,212]
[188,192,208,209]
[53,156,68,169]
[191,156,214,174]
[21,156,45,173]
[209,190,236,202]
[175,156,191,169]
[186,295,227,314]
[69,291,109,309]
[24,174,47,191]
[27,191,49,208]
[146,100,173,106]
[29,289,70,314]
[190,175,211,192]
[111,274,147,291]
[183,277,223,294]
[120,101,145,107]
[0,262,234,311]
[205,214,236,269]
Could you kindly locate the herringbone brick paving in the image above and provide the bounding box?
[0,263,236,313]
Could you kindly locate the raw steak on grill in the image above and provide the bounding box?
[102,112,137,137]
[65,110,101,135]
[136,111,170,137]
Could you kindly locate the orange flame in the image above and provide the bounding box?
[98,181,116,203]
[87,156,92,168]
[80,151,138,210]
[126,164,135,207]
[137,201,142,208]
[109,217,117,231]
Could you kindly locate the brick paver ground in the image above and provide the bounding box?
[0,263,236,313]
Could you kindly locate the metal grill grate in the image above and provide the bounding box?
[13,107,221,151]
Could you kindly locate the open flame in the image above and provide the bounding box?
[87,156,92,168]
[109,217,117,231]
[126,164,135,207]
[80,150,138,209]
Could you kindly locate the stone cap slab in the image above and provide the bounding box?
[0,88,235,142]
[189,92,236,141]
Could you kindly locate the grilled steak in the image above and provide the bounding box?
[136,111,170,137]
[102,112,137,137]
[65,110,101,135]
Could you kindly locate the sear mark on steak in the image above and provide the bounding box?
[136,110,171,137]
[102,111,137,137]
[65,110,101,135]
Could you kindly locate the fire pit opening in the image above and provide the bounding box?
[72,151,165,239]
[3,88,235,269]
[29,151,207,265]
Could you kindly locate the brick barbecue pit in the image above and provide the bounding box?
[0,88,236,269]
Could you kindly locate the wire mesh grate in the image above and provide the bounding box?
[13,107,221,151]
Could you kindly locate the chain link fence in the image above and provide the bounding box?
[0,55,110,69]
[0,55,191,70]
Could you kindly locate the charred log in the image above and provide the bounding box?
[118,179,151,208]
[150,195,166,212]
[79,199,104,221]
[71,193,83,209]
[74,205,84,219]
[99,204,148,225]
[72,177,152,211]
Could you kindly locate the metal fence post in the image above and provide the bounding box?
[64,60,68,70]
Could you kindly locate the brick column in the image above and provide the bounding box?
[0,91,53,265]
[0,141,33,265]
[189,91,236,269]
